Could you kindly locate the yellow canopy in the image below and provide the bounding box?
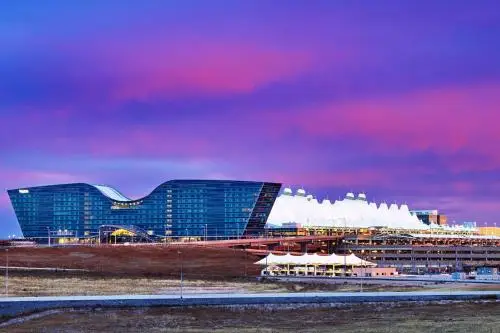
[111,228,135,237]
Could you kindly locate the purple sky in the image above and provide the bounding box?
[2,1,500,236]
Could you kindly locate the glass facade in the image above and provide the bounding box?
[8,180,281,242]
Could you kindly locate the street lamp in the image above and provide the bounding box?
[360,249,365,292]
[265,251,268,277]
[178,250,183,299]
[47,227,51,247]
[343,217,347,277]
[4,249,8,297]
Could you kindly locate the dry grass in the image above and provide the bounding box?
[4,301,500,332]
[0,273,430,297]
[0,245,261,279]
[0,275,280,296]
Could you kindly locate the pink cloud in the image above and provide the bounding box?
[451,181,476,194]
[262,169,392,189]
[83,126,214,157]
[411,195,500,224]
[1,168,82,189]
[60,38,313,101]
[287,83,500,168]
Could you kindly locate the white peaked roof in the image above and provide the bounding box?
[255,253,376,267]
[267,190,431,230]
[344,253,377,266]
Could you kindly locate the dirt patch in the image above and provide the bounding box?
[4,301,500,332]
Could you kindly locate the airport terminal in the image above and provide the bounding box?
[5,180,500,277]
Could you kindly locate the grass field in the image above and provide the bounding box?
[0,245,261,279]
[1,270,499,297]
[1,273,434,296]
[3,301,500,332]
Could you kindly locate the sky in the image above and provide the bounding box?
[1,0,500,237]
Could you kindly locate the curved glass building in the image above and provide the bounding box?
[7,180,281,242]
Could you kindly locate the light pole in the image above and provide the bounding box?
[360,250,365,292]
[343,248,347,277]
[47,227,51,247]
[5,249,8,297]
[178,250,183,299]
[341,217,347,277]
[265,252,268,277]
[205,224,208,242]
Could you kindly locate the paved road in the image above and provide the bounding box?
[1,290,500,302]
[1,291,499,317]
[272,276,500,285]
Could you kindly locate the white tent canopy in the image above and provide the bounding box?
[255,253,376,267]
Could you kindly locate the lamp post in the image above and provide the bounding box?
[360,249,365,292]
[343,217,347,277]
[4,249,8,297]
[178,250,183,299]
[204,224,208,242]
[47,227,51,247]
[265,251,268,277]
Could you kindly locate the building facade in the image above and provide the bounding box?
[410,209,447,226]
[8,180,281,242]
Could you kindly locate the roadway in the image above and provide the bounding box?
[170,235,340,247]
[1,291,499,317]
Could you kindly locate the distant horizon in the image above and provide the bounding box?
[2,1,500,237]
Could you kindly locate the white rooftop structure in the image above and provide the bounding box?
[255,253,377,267]
[92,184,131,202]
[267,189,434,230]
